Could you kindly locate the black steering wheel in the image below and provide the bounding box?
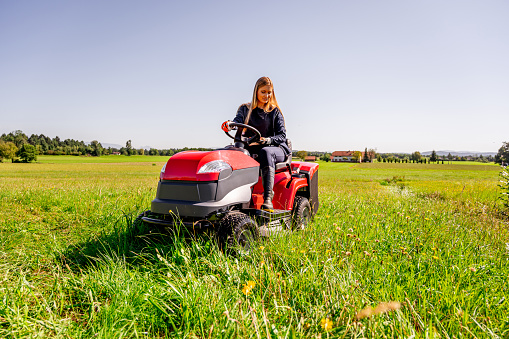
[224,122,262,147]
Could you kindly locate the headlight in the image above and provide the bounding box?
[160,163,167,174]
[198,160,231,173]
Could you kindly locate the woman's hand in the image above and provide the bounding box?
[221,120,232,132]
[260,137,271,145]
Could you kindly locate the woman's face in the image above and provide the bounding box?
[257,85,273,106]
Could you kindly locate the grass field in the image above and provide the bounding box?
[1,157,508,338]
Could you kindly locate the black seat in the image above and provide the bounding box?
[275,139,292,172]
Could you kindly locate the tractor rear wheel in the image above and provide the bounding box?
[218,212,259,255]
[292,196,311,230]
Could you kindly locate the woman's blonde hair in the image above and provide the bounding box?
[243,76,280,124]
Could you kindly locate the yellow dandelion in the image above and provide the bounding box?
[321,318,333,331]
[259,246,265,251]
[326,249,331,254]
[425,218,430,221]
[432,256,439,260]
[241,280,256,295]
[300,249,306,254]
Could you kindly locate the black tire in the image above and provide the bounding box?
[292,196,311,230]
[218,212,259,254]
[132,210,148,228]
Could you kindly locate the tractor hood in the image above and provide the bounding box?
[160,149,259,181]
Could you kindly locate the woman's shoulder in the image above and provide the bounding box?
[270,106,283,116]
[237,102,251,111]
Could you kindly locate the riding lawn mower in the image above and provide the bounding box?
[139,122,319,252]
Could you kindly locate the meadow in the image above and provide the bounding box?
[0,157,508,338]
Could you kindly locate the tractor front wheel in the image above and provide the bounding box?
[292,196,311,230]
[218,212,259,255]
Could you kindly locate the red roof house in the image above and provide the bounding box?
[331,151,364,162]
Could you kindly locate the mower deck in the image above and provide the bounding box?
[141,208,292,237]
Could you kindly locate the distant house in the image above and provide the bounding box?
[112,152,121,155]
[305,155,316,162]
[331,151,363,163]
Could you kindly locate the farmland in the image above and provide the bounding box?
[0,158,508,338]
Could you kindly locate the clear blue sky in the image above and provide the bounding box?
[1,0,508,153]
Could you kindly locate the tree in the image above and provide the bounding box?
[411,151,422,162]
[126,140,133,156]
[447,153,453,163]
[430,150,437,163]
[296,150,307,160]
[17,143,37,162]
[352,151,362,162]
[495,142,509,165]
[363,147,370,163]
[0,141,18,162]
[1,130,28,148]
[90,140,103,156]
[320,153,330,162]
[368,148,377,162]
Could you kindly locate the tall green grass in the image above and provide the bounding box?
[0,160,507,337]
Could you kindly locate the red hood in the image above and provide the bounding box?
[161,150,259,181]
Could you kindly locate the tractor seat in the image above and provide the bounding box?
[275,139,292,172]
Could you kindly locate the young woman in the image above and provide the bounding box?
[222,76,290,210]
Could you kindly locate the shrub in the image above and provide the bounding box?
[499,166,509,212]
[17,143,37,162]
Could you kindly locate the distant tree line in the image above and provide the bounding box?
[376,150,497,164]
[0,130,213,162]
[291,146,502,165]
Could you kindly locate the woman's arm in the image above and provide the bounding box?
[232,104,249,124]
[270,109,287,145]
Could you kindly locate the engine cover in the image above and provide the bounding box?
[151,149,259,217]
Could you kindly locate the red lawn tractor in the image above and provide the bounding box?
[140,123,319,252]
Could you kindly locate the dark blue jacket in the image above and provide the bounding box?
[233,104,290,156]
